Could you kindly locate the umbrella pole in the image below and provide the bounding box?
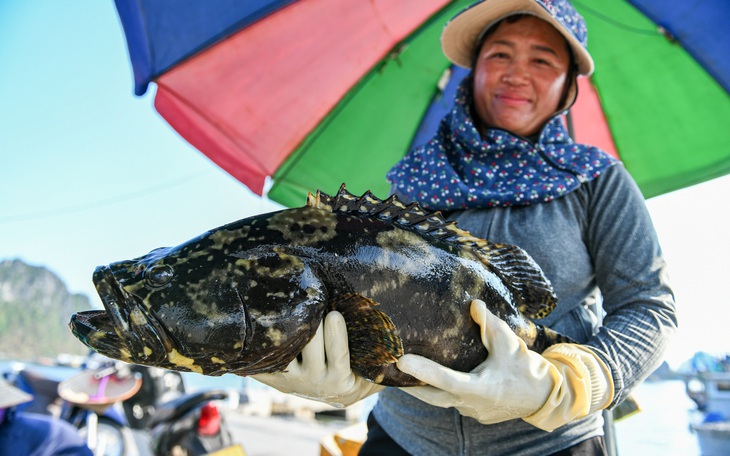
[603,409,618,455]
[570,108,618,456]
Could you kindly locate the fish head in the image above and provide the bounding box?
[70,221,328,376]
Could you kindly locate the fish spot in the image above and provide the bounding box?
[305,287,319,298]
[213,229,239,243]
[235,250,305,279]
[211,357,226,364]
[130,308,147,326]
[118,347,133,362]
[373,230,441,277]
[368,279,403,295]
[90,332,111,349]
[251,310,283,327]
[267,207,337,245]
[266,327,285,347]
[168,349,202,374]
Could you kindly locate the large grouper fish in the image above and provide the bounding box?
[69,185,572,386]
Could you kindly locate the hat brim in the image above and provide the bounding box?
[0,380,33,409]
[441,0,594,76]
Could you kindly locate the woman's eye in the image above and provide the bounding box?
[145,264,174,288]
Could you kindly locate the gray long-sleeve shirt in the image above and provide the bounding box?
[373,163,677,455]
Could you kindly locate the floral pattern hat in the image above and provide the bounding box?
[442,0,593,75]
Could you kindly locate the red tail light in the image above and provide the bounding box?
[197,402,221,436]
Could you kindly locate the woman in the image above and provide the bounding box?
[254,1,677,454]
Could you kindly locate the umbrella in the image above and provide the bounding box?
[114,0,730,207]
[569,0,730,198]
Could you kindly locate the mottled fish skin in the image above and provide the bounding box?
[69,185,572,386]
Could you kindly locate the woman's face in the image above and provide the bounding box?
[472,16,571,137]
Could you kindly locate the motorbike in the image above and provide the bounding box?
[120,363,236,456]
[58,361,141,456]
[6,358,237,456]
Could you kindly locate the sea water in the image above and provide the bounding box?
[615,379,701,455]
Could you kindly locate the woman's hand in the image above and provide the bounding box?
[252,311,384,408]
[396,300,614,431]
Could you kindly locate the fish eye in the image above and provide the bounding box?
[145,264,174,288]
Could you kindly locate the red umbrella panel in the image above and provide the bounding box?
[146,0,458,198]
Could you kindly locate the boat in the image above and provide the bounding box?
[683,353,730,455]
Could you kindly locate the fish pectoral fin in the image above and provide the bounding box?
[480,243,558,320]
[331,294,403,372]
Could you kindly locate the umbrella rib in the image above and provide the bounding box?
[572,0,659,36]
[273,70,379,188]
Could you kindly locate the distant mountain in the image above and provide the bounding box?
[0,259,91,360]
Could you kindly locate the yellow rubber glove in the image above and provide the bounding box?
[397,300,614,431]
[252,311,384,408]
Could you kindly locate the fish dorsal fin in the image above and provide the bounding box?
[307,184,557,319]
[307,184,457,235]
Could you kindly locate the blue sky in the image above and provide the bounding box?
[1,1,729,368]
[0,1,281,299]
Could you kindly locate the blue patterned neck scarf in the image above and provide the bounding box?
[387,77,618,210]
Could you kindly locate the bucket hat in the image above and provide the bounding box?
[0,379,33,409]
[442,0,594,76]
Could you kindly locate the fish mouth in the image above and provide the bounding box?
[69,265,171,365]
